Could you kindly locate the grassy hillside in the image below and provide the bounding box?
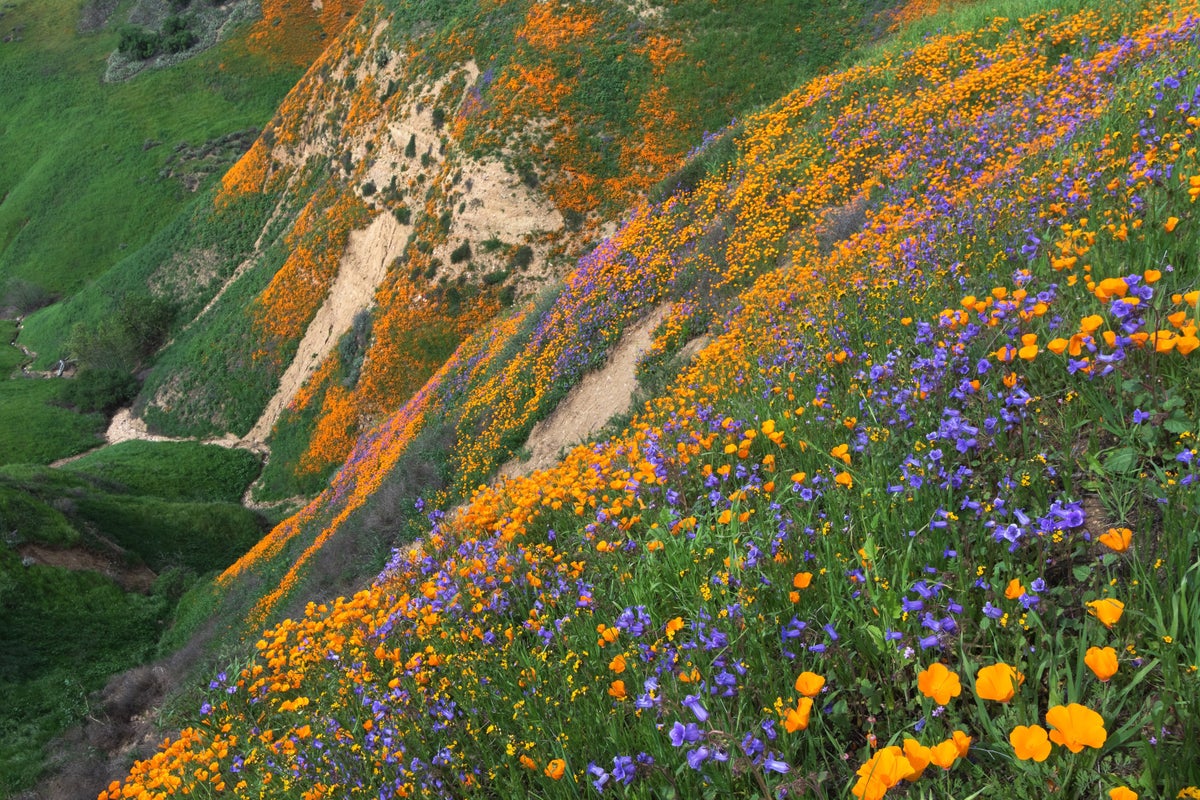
[100,1,1200,798]
[0,0,303,301]
[113,0,901,498]
[0,445,265,794]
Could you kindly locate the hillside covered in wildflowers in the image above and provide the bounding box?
[69,0,1200,797]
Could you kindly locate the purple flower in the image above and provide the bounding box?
[682,694,709,723]
[612,755,635,785]
[588,763,610,793]
[686,746,711,770]
[762,752,790,774]
[670,721,702,747]
[1132,408,1151,424]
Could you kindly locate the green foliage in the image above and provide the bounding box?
[0,549,167,795]
[74,494,262,573]
[66,291,175,372]
[0,378,105,466]
[62,440,262,503]
[508,244,533,270]
[0,278,54,318]
[449,239,471,264]
[0,0,302,314]
[0,321,25,375]
[117,24,159,60]
[0,484,78,547]
[55,368,139,415]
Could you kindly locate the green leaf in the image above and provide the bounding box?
[1104,447,1137,473]
[1164,417,1192,434]
[1073,564,1093,582]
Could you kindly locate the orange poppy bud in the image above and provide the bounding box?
[1085,646,1119,682]
[1098,527,1132,552]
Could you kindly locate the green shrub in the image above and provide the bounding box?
[508,244,533,270]
[56,368,139,415]
[117,25,159,60]
[66,292,174,373]
[1,280,54,317]
[449,240,471,264]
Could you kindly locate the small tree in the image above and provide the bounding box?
[118,25,159,60]
[404,134,417,158]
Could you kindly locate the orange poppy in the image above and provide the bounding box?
[1098,527,1132,553]
[852,747,915,800]
[783,696,813,733]
[794,671,826,697]
[1087,598,1125,628]
[975,663,1024,702]
[1009,724,1052,762]
[917,663,962,705]
[544,759,566,780]
[928,739,959,769]
[902,738,931,779]
[1046,703,1107,753]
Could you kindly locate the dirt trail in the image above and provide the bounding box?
[16,543,157,593]
[499,304,672,479]
[243,211,406,444]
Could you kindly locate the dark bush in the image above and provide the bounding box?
[449,240,471,264]
[404,134,416,158]
[508,244,534,270]
[67,293,175,372]
[1,278,55,316]
[57,369,139,415]
[117,25,159,60]
[431,107,446,130]
[394,206,411,225]
[162,27,197,53]
[482,270,508,286]
[361,181,376,197]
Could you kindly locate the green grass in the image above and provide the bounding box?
[0,0,301,301]
[0,548,169,795]
[0,441,266,793]
[0,378,105,465]
[62,440,262,503]
[0,320,24,374]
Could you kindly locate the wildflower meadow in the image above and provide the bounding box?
[103,0,1200,798]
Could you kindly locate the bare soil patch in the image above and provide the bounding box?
[500,305,672,479]
[16,543,157,593]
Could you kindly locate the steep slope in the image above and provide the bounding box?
[102,1,1200,798]
[55,0,897,500]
